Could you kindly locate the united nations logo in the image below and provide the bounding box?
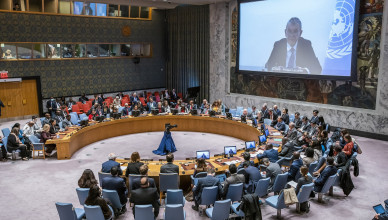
[327,0,355,59]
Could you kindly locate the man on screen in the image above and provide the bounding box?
[266,17,322,74]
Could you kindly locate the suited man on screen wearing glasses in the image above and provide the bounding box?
[266,17,322,75]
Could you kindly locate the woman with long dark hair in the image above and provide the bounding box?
[84,185,112,219]
[295,165,312,194]
[78,169,98,188]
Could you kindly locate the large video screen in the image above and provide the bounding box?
[238,0,358,80]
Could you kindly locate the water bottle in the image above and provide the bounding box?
[57,134,60,139]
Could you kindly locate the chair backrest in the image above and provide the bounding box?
[76,188,89,206]
[264,119,272,126]
[102,189,123,209]
[128,174,142,191]
[247,107,253,114]
[315,156,327,172]
[351,152,357,160]
[55,202,77,220]
[1,128,10,137]
[320,173,337,193]
[237,168,246,175]
[98,171,111,187]
[118,107,125,113]
[284,124,289,134]
[159,173,179,191]
[254,177,270,197]
[276,191,287,209]
[212,199,231,220]
[272,172,288,193]
[28,135,40,144]
[166,189,184,205]
[236,106,244,116]
[40,118,45,126]
[84,205,106,220]
[59,121,63,130]
[70,114,79,125]
[333,169,342,186]
[229,109,237,117]
[294,168,302,181]
[289,114,295,122]
[79,113,87,121]
[215,174,227,182]
[165,204,185,220]
[308,161,318,175]
[200,186,218,206]
[195,172,208,179]
[297,183,314,203]
[2,136,8,151]
[225,183,243,203]
[135,204,154,220]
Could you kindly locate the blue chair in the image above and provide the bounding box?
[160,173,179,204]
[294,168,302,181]
[254,177,270,197]
[84,204,113,220]
[59,121,63,130]
[200,186,219,207]
[118,107,125,113]
[296,183,314,213]
[2,136,21,160]
[315,156,327,172]
[98,171,111,187]
[205,199,231,220]
[284,124,289,134]
[333,169,342,187]
[216,174,227,182]
[166,189,185,206]
[264,119,272,126]
[55,202,85,220]
[191,171,207,185]
[316,173,337,203]
[106,113,110,119]
[70,114,79,125]
[351,152,358,160]
[164,204,186,220]
[289,114,295,122]
[265,191,286,219]
[247,107,253,114]
[230,109,237,117]
[308,161,318,175]
[102,189,126,214]
[40,118,45,126]
[135,204,154,220]
[225,183,243,203]
[272,172,288,195]
[1,128,10,137]
[236,106,244,117]
[127,174,142,191]
[76,188,89,206]
[28,134,45,159]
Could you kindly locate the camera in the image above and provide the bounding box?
[165,123,178,132]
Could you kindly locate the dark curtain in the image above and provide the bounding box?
[166,5,209,104]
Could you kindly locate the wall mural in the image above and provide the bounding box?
[230,0,384,110]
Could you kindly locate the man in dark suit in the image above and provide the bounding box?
[314,156,338,192]
[130,92,139,106]
[284,122,298,142]
[298,116,311,133]
[288,152,303,181]
[79,93,89,104]
[273,105,281,117]
[101,166,127,212]
[62,115,73,130]
[263,158,282,191]
[266,17,322,75]
[46,97,57,118]
[267,109,278,127]
[222,164,245,198]
[130,177,160,218]
[42,112,51,127]
[257,143,279,163]
[333,144,347,169]
[308,121,319,137]
[243,161,262,193]
[147,97,157,113]
[261,103,268,118]
[160,153,179,174]
[53,110,64,125]
[310,110,319,124]
[274,116,286,132]
[192,168,221,211]
[131,164,156,190]
[294,112,302,128]
[121,103,130,116]
[101,153,123,175]
[237,152,254,169]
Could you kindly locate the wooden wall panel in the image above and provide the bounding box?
[21,79,39,116]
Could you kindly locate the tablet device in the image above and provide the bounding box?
[373,204,385,214]
[259,135,267,145]
[265,129,270,137]
[196,150,210,159]
[224,146,237,155]
[245,141,256,150]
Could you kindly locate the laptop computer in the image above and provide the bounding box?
[196,150,210,159]
[259,135,267,145]
[373,204,386,214]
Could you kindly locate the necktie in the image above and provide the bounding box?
[288,47,295,68]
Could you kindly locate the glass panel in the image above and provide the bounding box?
[74,44,86,58]
[47,44,60,58]
[120,44,131,56]
[32,44,46,59]
[141,44,151,56]
[86,44,98,57]
[44,0,56,13]
[131,44,141,56]
[140,7,149,19]
[98,44,110,57]
[96,3,106,16]
[73,1,83,15]
[1,44,17,60]
[13,0,27,11]
[111,44,120,57]
[17,44,32,59]
[108,4,118,17]
[29,0,42,12]
[119,5,129,17]
[130,6,139,18]
[58,0,71,14]
[83,2,95,16]
[61,44,73,58]
[0,0,11,10]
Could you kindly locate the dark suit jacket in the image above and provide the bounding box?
[294,117,302,128]
[257,149,279,163]
[314,165,338,192]
[131,177,156,190]
[267,37,322,74]
[222,173,245,197]
[285,128,298,142]
[281,114,290,125]
[102,160,123,176]
[266,162,282,188]
[125,162,144,176]
[160,162,179,174]
[130,187,160,218]
[274,109,281,117]
[147,101,157,111]
[274,121,286,131]
[101,176,128,204]
[193,175,221,201]
[335,152,347,168]
[244,165,261,184]
[130,96,139,105]
[310,116,319,124]
[46,100,57,112]
[288,159,303,181]
[121,107,130,116]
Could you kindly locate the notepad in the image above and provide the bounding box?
[272,132,281,136]
[274,138,282,142]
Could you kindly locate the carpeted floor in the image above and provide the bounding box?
[0,119,387,220]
